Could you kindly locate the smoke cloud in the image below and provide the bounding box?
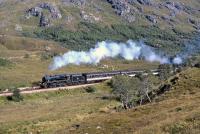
[49,40,179,70]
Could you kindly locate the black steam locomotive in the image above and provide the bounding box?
[40,69,159,88]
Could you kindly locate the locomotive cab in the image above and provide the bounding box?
[40,75,50,88]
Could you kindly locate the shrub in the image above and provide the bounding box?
[40,52,58,61]
[158,64,172,81]
[111,75,140,109]
[7,88,23,102]
[25,22,193,54]
[85,86,96,93]
[24,53,30,58]
[0,58,11,67]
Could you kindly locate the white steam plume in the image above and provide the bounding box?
[49,40,179,70]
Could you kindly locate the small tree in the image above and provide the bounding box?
[158,64,171,81]
[24,53,30,58]
[85,86,96,93]
[12,89,23,102]
[138,75,152,105]
[111,75,140,109]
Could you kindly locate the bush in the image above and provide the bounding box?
[0,58,11,67]
[40,52,58,61]
[111,75,140,109]
[158,64,172,81]
[85,86,96,93]
[7,88,23,102]
[24,53,30,58]
[25,22,193,54]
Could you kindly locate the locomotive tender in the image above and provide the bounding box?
[40,69,159,88]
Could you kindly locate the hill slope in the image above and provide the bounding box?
[0,67,199,133]
[59,67,200,134]
[0,0,199,88]
[0,0,200,34]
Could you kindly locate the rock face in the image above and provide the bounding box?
[107,0,136,23]
[62,0,86,6]
[80,11,101,23]
[27,7,42,17]
[188,18,199,30]
[188,18,197,25]
[40,13,50,27]
[164,1,182,15]
[137,0,152,5]
[38,3,62,19]
[107,0,130,16]
[26,3,62,27]
[146,15,157,23]
[123,14,135,23]
[23,0,200,29]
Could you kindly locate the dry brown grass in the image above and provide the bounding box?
[0,82,120,133]
[57,68,200,134]
[0,41,158,90]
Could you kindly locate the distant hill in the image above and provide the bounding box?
[0,0,199,52]
[0,0,199,89]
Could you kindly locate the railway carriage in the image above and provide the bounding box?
[40,69,160,88]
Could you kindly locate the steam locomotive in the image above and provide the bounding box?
[40,69,160,88]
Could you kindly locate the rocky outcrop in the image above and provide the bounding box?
[26,3,61,27]
[137,0,152,5]
[27,7,42,17]
[188,18,200,30]
[27,3,62,19]
[80,11,101,23]
[188,18,197,25]
[123,14,136,23]
[127,0,153,5]
[146,15,157,23]
[40,13,50,27]
[107,0,130,16]
[164,1,182,15]
[161,15,170,21]
[38,3,62,19]
[107,0,136,23]
[62,0,86,6]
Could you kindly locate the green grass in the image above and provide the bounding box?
[55,68,200,134]
[0,58,158,90]
[0,58,11,67]
[23,22,195,54]
[0,62,199,134]
[0,82,119,134]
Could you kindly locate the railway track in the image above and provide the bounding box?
[0,83,98,97]
[0,68,165,97]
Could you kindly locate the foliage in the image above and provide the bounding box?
[111,75,140,109]
[40,52,58,61]
[137,74,153,105]
[7,88,23,102]
[85,86,96,93]
[24,22,193,54]
[0,58,11,67]
[24,53,30,58]
[158,64,172,81]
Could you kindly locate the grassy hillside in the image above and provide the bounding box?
[0,67,199,133]
[58,67,200,134]
[0,0,199,90]
[0,0,200,133]
[26,22,194,53]
[0,83,119,133]
[0,0,199,35]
